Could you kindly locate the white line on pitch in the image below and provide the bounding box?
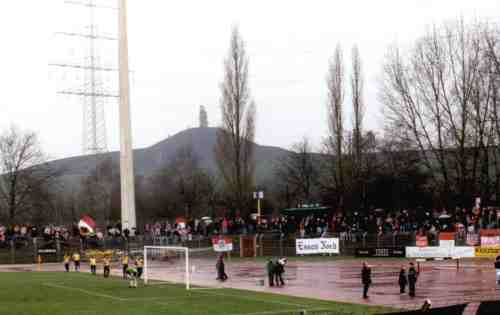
[43,283,126,301]
[189,287,227,290]
[194,290,308,308]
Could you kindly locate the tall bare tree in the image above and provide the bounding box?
[147,145,215,219]
[0,126,59,222]
[324,43,346,207]
[78,157,113,226]
[380,19,497,206]
[215,26,256,214]
[275,137,318,206]
[351,45,365,171]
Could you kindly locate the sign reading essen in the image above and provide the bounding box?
[296,238,339,255]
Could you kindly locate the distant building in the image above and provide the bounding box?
[199,105,208,128]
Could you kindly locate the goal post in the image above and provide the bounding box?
[143,246,217,290]
[144,246,190,289]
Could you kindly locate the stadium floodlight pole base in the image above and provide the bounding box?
[143,246,190,290]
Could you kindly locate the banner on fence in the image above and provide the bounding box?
[296,238,339,255]
[416,236,428,247]
[85,250,115,260]
[479,229,500,236]
[212,236,233,252]
[439,240,455,248]
[466,233,480,246]
[406,246,449,258]
[480,236,500,247]
[475,247,500,257]
[355,247,405,258]
[439,232,455,241]
[406,246,474,258]
[452,246,476,258]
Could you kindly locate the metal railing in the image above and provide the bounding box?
[0,230,494,264]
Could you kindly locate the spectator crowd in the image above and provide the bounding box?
[1,206,499,249]
[143,206,500,241]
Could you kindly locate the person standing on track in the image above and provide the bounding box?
[89,256,97,275]
[122,253,129,279]
[216,254,228,281]
[361,262,372,299]
[72,251,81,272]
[266,259,275,287]
[63,253,70,272]
[495,256,500,285]
[398,266,407,294]
[103,256,111,278]
[274,258,287,287]
[408,262,418,297]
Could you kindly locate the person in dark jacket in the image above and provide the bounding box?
[408,262,418,297]
[266,259,275,287]
[216,254,228,281]
[399,266,407,294]
[274,258,287,287]
[495,256,500,285]
[361,262,372,299]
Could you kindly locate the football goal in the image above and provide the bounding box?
[143,246,218,290]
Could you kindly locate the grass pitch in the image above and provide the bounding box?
[0,272,393,315]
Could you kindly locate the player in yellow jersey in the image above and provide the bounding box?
[103,256,111,278]
[63,253,70,272]
[89,256,97,275]
[122,253,129,279]
[72,251,81,272]
[135,256,144,279]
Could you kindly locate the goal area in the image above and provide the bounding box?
[143,246,219,290]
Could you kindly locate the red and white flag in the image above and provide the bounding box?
[78,215,96,236]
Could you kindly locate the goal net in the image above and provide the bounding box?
[143,246,219,289]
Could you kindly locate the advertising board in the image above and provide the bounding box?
[475,247,500,258]
[296,238,339,255]
[355,247,405,257]
[406,246,474,258]
[212,236,233,252]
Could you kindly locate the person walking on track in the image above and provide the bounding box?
[216,254,228,281]
[399,266,407,294]
[361,262,372,299]
[274,258,287,287]
[408,262,418,297]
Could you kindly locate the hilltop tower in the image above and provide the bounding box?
[199,105,208,128]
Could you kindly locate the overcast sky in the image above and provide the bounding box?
[0,0,499,159]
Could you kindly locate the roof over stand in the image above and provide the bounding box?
[280,206,331,216]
